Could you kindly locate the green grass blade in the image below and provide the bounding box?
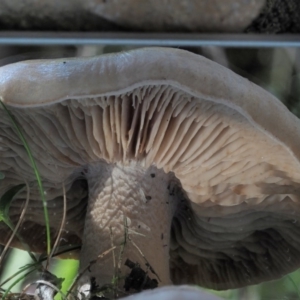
[0,184,25,215]
[0,260,38,289]
[1,268,36,300]
[0,183,37,263]
[0,100,51,256]
[2,217,37,264]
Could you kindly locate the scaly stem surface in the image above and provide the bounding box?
[79,162,178,298]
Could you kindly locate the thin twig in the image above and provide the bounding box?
[140,264,150,292]
[66,246,116,298]
[0,180,36,266]
[127,229,145,237]
[21,280,66,300]
[129,238,161,282]
[0,100,51,256]
[109,227,117,299]
[46,182,67,269]
[117,215,128,273]
[0,268,37,299]
[109,227,116,272]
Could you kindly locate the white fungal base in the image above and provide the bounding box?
[79,161,179,297]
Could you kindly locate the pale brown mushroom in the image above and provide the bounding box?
[123,285,223,300]
[1,48,300,298]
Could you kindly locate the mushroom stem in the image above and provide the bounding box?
[79,162,178,297]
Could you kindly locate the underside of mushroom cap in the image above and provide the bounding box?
[1,48,300,289]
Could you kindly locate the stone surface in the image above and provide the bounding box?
[0,0,121,30]
[84,0,266,32]
[246,0,300,33]
[0,0,266,32]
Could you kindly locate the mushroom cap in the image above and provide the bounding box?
[1,47,300,289]
[122,285,223,300]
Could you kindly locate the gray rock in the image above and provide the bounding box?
[0,0,266,32]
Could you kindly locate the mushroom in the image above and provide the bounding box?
[1,47,300,298]
[123,285,223,300]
